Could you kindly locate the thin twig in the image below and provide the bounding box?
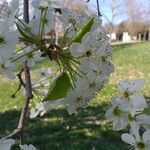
[96,0,102,16]
[11,68,25,98]
[17,61,33,144]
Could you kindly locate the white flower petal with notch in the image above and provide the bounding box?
[70,43,84,57]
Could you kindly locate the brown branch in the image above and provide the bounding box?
[4,62,33,142]
[11,69,25,98]
[17,61,33,144]
[17,69,26,88]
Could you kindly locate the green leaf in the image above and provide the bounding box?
[143,107,150,115]
[71,17,95,43]
[16,23,31,39]
[16,23,37,44]
[43,72,72,101]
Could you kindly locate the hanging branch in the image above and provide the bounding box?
[96,0,102,16]
[23,0,29,23]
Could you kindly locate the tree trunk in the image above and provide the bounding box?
[148,27,150,41]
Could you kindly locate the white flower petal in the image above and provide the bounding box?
[21,144,37,150]
[136,114,150,125]
[118,80,129,92]
[30,108,39,119]
[70,43,84,57]
[82,32,95,47]
[0,139,15,150]
[130,93,148,111]
[118,79,144,92]
[105,108,114,120]
[128,79,145,91]
[130,122,141,142]
[143,129,150,144]
[113,117,126,131]
[121,133,136,146]
[4,68,16,80]
[27,59,35,68]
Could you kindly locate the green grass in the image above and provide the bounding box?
[0,42,150,150]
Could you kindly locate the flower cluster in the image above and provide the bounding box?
[0,1,18,79]
[0,0,113,142]
[30,14,114,116]
[105,79,150,150]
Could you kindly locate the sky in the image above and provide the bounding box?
[5,0,150,25]
[88,0,150,25]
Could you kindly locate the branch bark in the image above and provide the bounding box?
[17,61,33,144]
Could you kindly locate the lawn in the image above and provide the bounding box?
[0,42,150,150]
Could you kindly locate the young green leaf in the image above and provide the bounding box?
[71,17,94,43]
[143,107,150,115]
[43,72,72,102]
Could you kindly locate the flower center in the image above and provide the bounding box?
[0,63,5,69]
[128,113,135,121]
[123,91,131,101]
[101,56,106,62]
[75,96,82,103]
[124,91,129,98]
[69,18,76,26]
[28,53,33,59]
[137,142,145,149]
[89,82,96,88]
[0,36,5,45]
[41,72,46,76]
[113,106,121,116]
[86,50,92,57]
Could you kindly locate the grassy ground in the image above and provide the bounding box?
[0,42,150,150]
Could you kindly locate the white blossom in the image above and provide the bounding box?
[57,8,88,30]
[121,127,150,150]
[67,84,95,115]
[70,32,113,75]
[1,0,20,19]
[20,144,37,150]
[70,32,97,58]
[30,108,39,119]
[35,67,53,80]
[76,68,106,94]
[105,97,129,130]
[23,47,42,68]
[40,98,67,116]
[0,139,15,150]
[136,114,150,129]
[0,56,16,79]
[32,0,59,8]
[117,79,148,114]
[0,19,18,56]
[30,98,67,118]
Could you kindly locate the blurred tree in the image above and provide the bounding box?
[103,0,123,39]
[124,0,150,40]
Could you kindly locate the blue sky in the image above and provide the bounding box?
[88,0,150,25]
